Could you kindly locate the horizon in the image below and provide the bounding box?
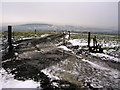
[1,22,118,30]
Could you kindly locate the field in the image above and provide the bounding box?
[0,31,120,89]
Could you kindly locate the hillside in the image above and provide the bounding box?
[1,23,118,34]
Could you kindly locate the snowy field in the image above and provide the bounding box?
[69,38,119,48]
[41,37,120,89]
[1,33,120,89]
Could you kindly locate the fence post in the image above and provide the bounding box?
[63,31,65,45]
[68,31,70,40]
[88,32,90,47]
[35,29,36,34]
[8,25,13,51]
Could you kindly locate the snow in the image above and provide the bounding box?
[82,59,109,71]
[58,46,72,51]
[41,69,60,80]
[3,80,40,88]
[40,34,49,37]
[55,42,63,46]
[52,82,59,87]
[100,40,119,48]
[82,59,120,79]
[90,53,119,62]
[1,59,12,64]
[68,39,88,46]
[0,68,41,89]
[15,52,18,56]
[68,39,119,48]
[41,59,79,79]
[13,44,19,47]
[90,83,103,88]
[65,35,69,39]
[104,49,119,57]
[19,37,33,40]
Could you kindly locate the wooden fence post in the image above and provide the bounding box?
[88,32,90,47]
[8,26,12,47]
[8,25,13,51]
[35,29,36,34]
[68,31,70,40]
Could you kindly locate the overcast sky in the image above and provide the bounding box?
[1,2,118,28]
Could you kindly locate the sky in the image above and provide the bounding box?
[1,1,118,29]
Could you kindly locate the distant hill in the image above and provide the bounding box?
[1,23,118,34]
[19,23,53,26]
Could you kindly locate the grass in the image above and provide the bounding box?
[12,32,55,37]
[70,33,119,41]
[1,31,119,42]
[2,31,56,40]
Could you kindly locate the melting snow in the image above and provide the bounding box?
[40,34,49,37]
[65,35,69,39]
[68,39,88,46]
[82,59,119,79]
[19,37,33,40]
[0,68,41,89]
[90,53,119,62]
[100,40,119,48]
[1,59,12,64]
[41,69,60,80]
[68,39,119,48]
[58,46,72,51]
[82,59,109,71]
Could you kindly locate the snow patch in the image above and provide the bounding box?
[52,82,59,87]
[2,59,12,63]
[3,80,40,88]
[65,35,69,39]
[68,39,88,46]
[82,59,109,71]
[58,46,71,51]
[82,59,119,79]
[68,39,119,48]
[41,34,49,37]
[41,69,60,80]
[19,37,33,40]
[90,53,119,62]
[0,68,41,89]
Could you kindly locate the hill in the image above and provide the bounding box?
[1,23,118,34]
